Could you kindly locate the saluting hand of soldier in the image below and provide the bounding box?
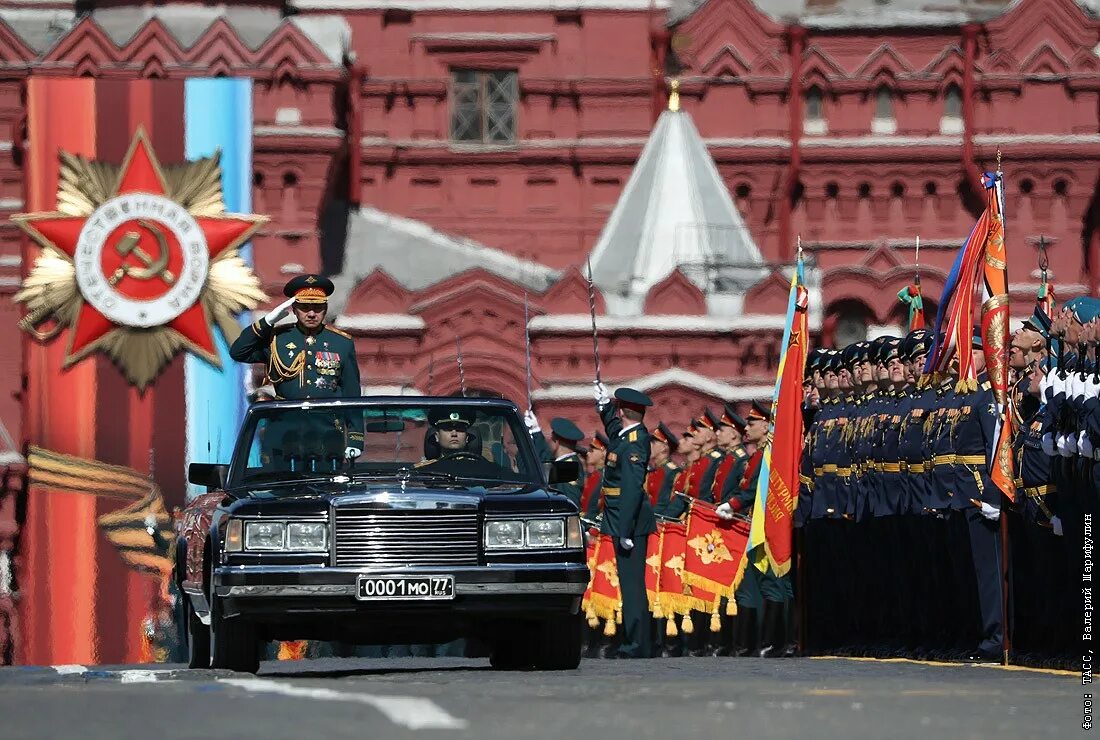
[264,296,296,326]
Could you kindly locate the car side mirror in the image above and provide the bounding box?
[547,458,581,485]
[188,463,229,490]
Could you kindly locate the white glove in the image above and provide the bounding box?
[619,537,634,551]
[1071,372,1085,401]
[1041,432,1055,456]
[144,514,158,535]
[1040,370,1053,401]
[344,447,362,459]
[593,381,611,409]
[523,409,541,434]
[715,502,734,521]
[264,297,296,327]
[1079,432,1094,459]
[1051,516,1064,536]
[1086,375,1100,400]
[1052,372,1067,397]
[976,501,1000,521]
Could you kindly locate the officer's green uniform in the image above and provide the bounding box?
[229,275,363,462]
[530,417,586,508]
[598,387,657,659]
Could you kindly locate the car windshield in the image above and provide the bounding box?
[230,401,541,488]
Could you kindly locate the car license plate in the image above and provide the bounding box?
[356,575,455,601]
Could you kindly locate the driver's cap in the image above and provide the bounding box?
[430,408,473,429]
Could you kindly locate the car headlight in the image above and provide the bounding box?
[526,518,565,548]
[244,521,286,551]
[485,520,524,549]
[287,522,328,552]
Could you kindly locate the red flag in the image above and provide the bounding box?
[760,285,809,576]
[681,501,751,604]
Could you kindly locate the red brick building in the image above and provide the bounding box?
[0,0,1098,661]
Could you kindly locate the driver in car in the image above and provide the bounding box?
[437,411,472,453]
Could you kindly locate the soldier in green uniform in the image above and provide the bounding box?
[647,423,681,518]
[230,274,364,462]
[526,414,586,507]
[593,382,657,659]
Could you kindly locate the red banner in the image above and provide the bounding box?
[681,501,751,604]
[761,286,809,576]
[583,533,621,635]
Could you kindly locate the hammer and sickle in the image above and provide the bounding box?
[108,219,176,286]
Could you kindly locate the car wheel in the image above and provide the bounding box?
[532,613,583,670]
[185,594,210,669]
[209,593,261,674]
[488,627,533,670]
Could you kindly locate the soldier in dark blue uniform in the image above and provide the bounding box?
[593,383,657,658]
[230,274,364,462]
[951,329,1005,662]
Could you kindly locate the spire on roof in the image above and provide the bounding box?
[586,97,763,315]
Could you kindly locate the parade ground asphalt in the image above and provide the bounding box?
[0,656,1081,740]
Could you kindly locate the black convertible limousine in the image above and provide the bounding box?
[176,397,588,673]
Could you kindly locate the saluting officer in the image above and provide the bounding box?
[594,383,657,659]
[230,274,363,458]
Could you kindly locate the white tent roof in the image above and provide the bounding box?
[586,106,763,316]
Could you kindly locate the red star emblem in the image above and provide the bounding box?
[15,130,264,368]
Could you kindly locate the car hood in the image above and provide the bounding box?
[223,479,578,517]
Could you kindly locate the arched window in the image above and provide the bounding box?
[874,85,893,120]
[872,85,896,134]
[944,83,963,118]
[941,83,963,134]
[804,86,826,135]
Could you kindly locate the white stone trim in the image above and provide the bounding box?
[801,135,963,148]
[803,119,828,137]
[0,255,23,267]
[973,134,1100,146]
[362,136,790,149]
[939,116,963,135]
[871,118,897,136]
[528,314,791,333]
[0,198,23,210]
[293,0,668,9]
[532,368,774,402]
[280,263,306,275]
[254,125,343,138]
[335,313,427,331]
[275,108,303,126]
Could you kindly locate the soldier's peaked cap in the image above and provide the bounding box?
[550,417,584,443]
[653,423,677,446]
[430,408,473,428]
[591,432,610,450]
[747,399,771,422]
[702,408,722,430]
[614,387,653,408]
[720,403,747,432]
[284,274,334,304]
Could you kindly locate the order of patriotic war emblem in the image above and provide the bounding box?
[12,128,268,388]
[75,193,208,328]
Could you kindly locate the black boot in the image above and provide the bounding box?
[781,601,799,657]
[758,601,784,658]
[710,614,737,657]
[687,611,709,657]
[734,607,758,656]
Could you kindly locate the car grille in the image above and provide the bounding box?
[333,508,480,569]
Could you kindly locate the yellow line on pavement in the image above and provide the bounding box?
[810,655,1076,677]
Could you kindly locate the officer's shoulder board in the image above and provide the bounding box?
[665,460,680,471]
[628,429,638,443]
[735,447,747,458]
[981,380,991,391]
[710,450,722,459]
[326,325,353,340]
